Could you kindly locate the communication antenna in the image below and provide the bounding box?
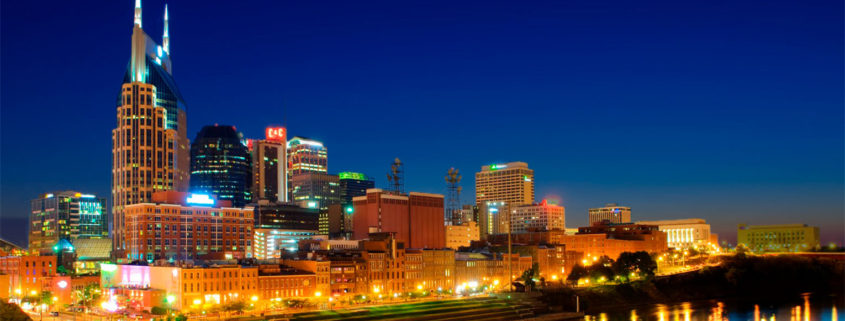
[445,167,462,225]
[386,158,404,194]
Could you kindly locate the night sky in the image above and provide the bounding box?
[1,0,842,246]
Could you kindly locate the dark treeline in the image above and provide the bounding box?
[541,254,845,312]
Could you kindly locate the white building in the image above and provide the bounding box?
[637,218,711,249]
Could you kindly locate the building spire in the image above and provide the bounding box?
[134,0,142,28]
[163,4,170,54]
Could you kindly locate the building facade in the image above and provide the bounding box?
[0,255,57,297]
[123,192,254,261]
[338,172,375,204]
[253,200,319,230]
[352,189,445,249]
[100,263,259,311]
[510,200,565,234]
[445,221,479,249]
[478,201,510,238]
[252,201,319,258]
[737,224,820,252]
[253,229,317,259]
[190,125,251,208]
[291,172,341,211]
[30,192,108,253]
[287,137,327,176]
[257,264,316,301]
[250,127,287,203]
[637,219,712,249]
[113,2,190,256]
[475,162,534,208]
[588,203,631,226]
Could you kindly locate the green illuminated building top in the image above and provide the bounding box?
[339,172,369,181]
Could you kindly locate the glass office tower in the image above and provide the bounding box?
[190,125,252,207]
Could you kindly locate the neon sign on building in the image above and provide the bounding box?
[266,127,286,142]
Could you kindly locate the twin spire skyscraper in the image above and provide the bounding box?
[112,0,189,260]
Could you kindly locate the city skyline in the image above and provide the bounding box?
[1,0,843,246]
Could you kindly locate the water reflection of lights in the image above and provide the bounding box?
[656,304,667,321]
[803,294,810,321]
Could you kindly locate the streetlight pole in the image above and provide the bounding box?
[507,209,512,293]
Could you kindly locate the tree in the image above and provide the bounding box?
[613,251,657,278]
[150,306,168,315]
[56,265,69,276]
[223,300,246,314]
[567,264,588,282]
[520,263,539,290]
[0,301,31,321]
[40,290,54,306]
[74,284,101,310]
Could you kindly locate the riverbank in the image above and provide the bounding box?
[539,254,845,312]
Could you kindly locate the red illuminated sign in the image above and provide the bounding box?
[266,127,286,142]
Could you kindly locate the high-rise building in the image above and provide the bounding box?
[338,172,375,204]
[112,1,190,256]
[475,162,534,207]
[510,200,565,234]
[352,189,445,249]
[287,137,327,175]
[190,125,251,207]
[588,203,631,226]
[737,223,820,252]
[30,192,108,252]
[251,127,287,203]
[291,172,341,210]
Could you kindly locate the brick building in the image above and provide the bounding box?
[352,189,445,249]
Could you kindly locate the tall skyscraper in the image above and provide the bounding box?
[30,192,108,253]
[112,1,189,257]
[588,203,631,226]
[190,125,251,207]
[475,162,534,207]
[287,137,327,175]
[251,127,287,203]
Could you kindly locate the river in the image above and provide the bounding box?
[583,293,841,321]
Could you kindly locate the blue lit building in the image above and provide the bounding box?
[190,125,252,208]
[119,1,185,131]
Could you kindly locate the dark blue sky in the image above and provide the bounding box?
[1,0,842,246]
